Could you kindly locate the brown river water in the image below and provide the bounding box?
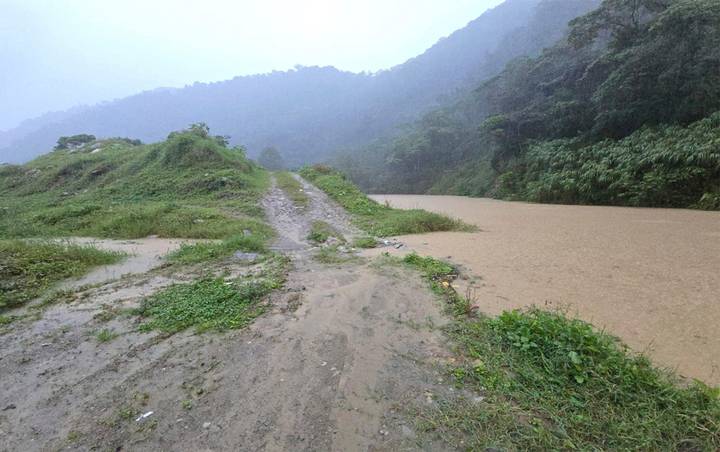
[370,195,720,385]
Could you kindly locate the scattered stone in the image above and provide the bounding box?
[203,422,212,429]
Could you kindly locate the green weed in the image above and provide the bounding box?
[136,256,287,333]
[307,220,344,244]
[352,236,377,248]
[168,233,270,265]
[95,328,118,343]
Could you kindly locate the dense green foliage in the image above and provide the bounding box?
[299,166,471,236]
[501,113,720,207]
[0,240,124,310]
[401,253,720,450]
[338,0,720,210]
[136,256,287,333]
[0,125,271,240]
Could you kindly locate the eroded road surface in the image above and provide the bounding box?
[0,177,453,451]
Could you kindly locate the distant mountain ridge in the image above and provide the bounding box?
[0,0,595,165]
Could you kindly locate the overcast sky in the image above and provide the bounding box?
[0,0,504,131]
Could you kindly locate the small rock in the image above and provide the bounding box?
[203,422,212,429]
[394,243,403,249]
[243,229,252,236]
[3,404,16,411]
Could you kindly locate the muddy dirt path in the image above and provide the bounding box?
[0,177,453,451]
[371,194,720,385]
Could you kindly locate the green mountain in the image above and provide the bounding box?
[1,0,600,166]
[338,0,720,209]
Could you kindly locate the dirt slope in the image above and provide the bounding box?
[0,177,452,451]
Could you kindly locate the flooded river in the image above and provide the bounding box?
[370,195,720,385]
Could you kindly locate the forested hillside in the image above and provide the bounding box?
[339,0,720,209]
[1,0,588,165]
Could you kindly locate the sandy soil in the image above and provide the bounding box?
[0,179,456,451]
[370,195,720,385]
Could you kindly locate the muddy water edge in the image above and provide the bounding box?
[371,195,720,385]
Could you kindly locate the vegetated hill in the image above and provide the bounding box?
[0,0,599,166]
[337,0,720,209]
[0,123,272,240]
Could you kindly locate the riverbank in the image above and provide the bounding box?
[370,195,720,385]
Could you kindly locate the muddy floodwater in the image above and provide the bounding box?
[371,195,720,385]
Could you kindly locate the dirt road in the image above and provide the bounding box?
[0,178,452,451]
[370,195,720,385]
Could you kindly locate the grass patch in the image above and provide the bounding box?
[95,328,118,343]
[275,171,309,208]
[168,234,270,265]
[136,256,287,333]
[352,236,377,249]
[403,253,720,450]
[0,240,124,311]
[307,220,344,244]
[0,314,17,325]
[299,165,473,236]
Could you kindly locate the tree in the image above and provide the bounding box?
[257,147,285,170]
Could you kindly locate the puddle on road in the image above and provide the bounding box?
[57,237,206,289]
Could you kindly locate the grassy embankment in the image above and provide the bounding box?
[0,125,275,312]
[299,165,472,237]
[399,253,720,450]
